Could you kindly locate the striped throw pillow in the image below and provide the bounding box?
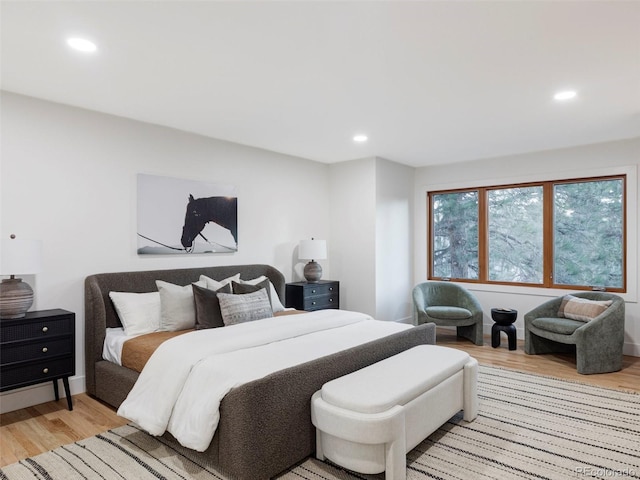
[217,289,273,326]
[558,295,612,322]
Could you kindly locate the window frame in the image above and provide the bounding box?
[427,174,627,293]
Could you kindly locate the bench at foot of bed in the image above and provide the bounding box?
[311,345,478,480]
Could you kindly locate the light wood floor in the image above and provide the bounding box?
[0,393,128,467]
[1,329,638,468]
[436,329,640,393]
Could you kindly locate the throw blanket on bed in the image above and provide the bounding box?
[117,309,411,451]
[121,330,193,372]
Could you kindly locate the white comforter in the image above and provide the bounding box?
[117,309,411,451]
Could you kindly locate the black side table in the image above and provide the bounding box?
[491,308,517,351]
[0,309,75,410]
[285,281,339,311]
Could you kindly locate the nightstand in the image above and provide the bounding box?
[285,280,339,311]
[0,309,75,410]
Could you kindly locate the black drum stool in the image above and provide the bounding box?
[491,308,517,351]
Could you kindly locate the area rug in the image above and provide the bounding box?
[1,366,638,480]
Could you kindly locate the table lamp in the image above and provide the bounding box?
[299,238,327,283]
[0,234,42,319]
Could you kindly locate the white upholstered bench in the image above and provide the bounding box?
[311,345,478,480]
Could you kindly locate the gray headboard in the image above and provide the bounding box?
[84,264,285,395]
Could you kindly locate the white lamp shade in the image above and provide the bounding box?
[0,238,42,275]
[299,239,327,260]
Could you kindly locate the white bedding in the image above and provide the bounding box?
[103,327,128,365]
[117,309,411,451]
[102,309,300,365]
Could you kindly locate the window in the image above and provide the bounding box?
[431,191,478,279]
[488,186,543,283]
[428,175,626,292]
[553,179,624,289]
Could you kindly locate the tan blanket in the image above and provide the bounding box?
[121,310,305,372]
[122,330,193,373]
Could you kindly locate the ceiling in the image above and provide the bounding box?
[2,1,639,167]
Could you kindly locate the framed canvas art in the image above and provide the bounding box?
[137,174,238,254]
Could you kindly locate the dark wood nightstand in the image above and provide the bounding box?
[0,309,75,410]
[285,280,339,311]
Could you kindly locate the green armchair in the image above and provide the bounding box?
[412,281,484,345]
[525,292,625,374]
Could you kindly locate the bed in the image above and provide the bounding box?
[85,264,436,479]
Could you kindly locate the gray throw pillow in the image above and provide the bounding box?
[231,279,272,307]
[237,276,286,313]
[156,279,205,331]
[193,282,232,329]
[217,289,273,326]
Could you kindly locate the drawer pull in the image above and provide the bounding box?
[42,347,48,353]
[43,368,49,374]
[329,287,333,291]
[329,298,333,302]
[42,326,49,333]
[311,301,316,305]
[311,289,316,294]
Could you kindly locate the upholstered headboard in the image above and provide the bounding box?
[84,264,285,395]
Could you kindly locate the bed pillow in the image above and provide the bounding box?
[238,275,285,312]
[231,279,272,307]
[558,294,613,322]
[217,289,273,326]
[199,273,241,291]
[109,291,161,336]
[156,279,206,331]
[192,282,232,330]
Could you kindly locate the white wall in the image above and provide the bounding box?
[329,157,414,322]
[0,92,332,411]
[328,158,377,316]
[414,137,640,356]
[375,157,414,322]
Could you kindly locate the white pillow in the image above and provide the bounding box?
[109,291,161,337]
[156,280,205,331]
[239,275,285,313]
[199,273,241,291]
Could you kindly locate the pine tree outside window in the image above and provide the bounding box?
[428,175,625,292]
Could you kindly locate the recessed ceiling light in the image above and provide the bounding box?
[67,37,97,53]
[553,90,577,101]
[353,135,368,143]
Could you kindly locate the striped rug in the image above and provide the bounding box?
[1,366,638,480]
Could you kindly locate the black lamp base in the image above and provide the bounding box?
[0,277,34,319]
[303,261,323,283]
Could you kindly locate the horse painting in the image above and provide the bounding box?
[181,194,238,252]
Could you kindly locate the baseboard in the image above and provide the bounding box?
[623,341,640,357]
[0,375,85,414]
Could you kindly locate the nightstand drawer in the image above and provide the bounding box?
[0,317,73,342]
[1,337,74,364]
[0,357,75,391]
[304,283,338,297]
[303,292,339,311]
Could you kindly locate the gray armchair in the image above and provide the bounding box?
[412,281,484,345]
[525,292,625,374]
